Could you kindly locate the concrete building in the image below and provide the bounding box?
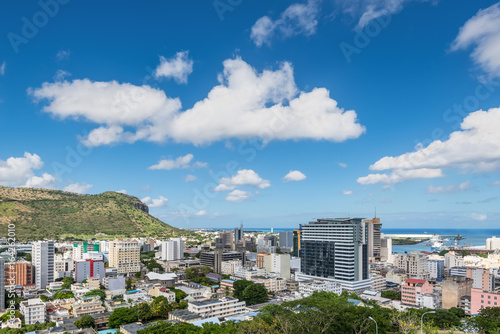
[370,274,386,292]
[220,231,235,251]
[20,298,46,325]
[5,261,34,287]
[72,295,106,317]
[468,268,494,291]
[427,260,445,281]
[33,241,54,289]
[233,266,267,280]
[401,278,433,306]
[200,250,242,272]
[279,231,293,249]
[251,276,287,292]
[396,252,429,279]
[54,257,74,279]
[161,238,184,261]
[188,297,246,318]
[73,243,83,261]
[364,218,381,260]
[450,267,467,277]
[296,218,371,292]
[148,285,176,302]
[471,288,500,315]
[417,293,441,309]
[292,229,301,257]
[386,272,408,285]
[444,252,464,268]
[486,236,500,250]
[221,260,242,275]
[234,224,244,245]
[104,275,126,296]
[263,253,291,279]
[75,259,106,283]
[380,237,392,262]
[442,277,473,310]
[108,241,140,274]
[298,279,342,296]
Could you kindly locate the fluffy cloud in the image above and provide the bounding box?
[283,170,307,182]
[185,174,197,182]
[141,196,168,208]
[358,106,500,184]
[0,61,5,75]
[215,169,270,191]
[56,49,70,61]
[225,189,251,203]
[31,59,365,147]
[358,168,444,185]
[426,180,470,194]
[195,210,207,216]
[154,51,194,84]
[342,190,353,195]
[63,182,93,194]
[54,70,71,81]
[148,154,206,170]
[472,213,487,221]
[116,189,127,194]
[0,152,53,187]
[338,162,348,168]
[251,0,320,47]
[451,3,500,78]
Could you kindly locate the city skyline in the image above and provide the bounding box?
[1,1,500,229]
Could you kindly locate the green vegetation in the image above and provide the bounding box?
[108,307,139,328]
[52,291,74,299]
[381,290,401,300]
[392,237,429,245]
[61,277,75,289]
[233,280,268,306]
[0,186,190,240]
[84,289,106,300]
[0,322,56,334]
[75,315,95,329]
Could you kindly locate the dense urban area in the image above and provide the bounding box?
[0,218,500,333]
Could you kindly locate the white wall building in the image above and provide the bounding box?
[161,238,184,261]
[188,297,246,318]
[486,237,500,250]
[264,254,291,279]
[221,260,242,275]
[20,298,46,325]
[33,241,54,290]
[298,279,342,296]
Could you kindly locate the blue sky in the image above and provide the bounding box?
[1,0,500,229]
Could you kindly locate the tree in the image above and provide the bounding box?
[233,280,253,300]
[242,283,268,306]
[108,307,139,328]
[52,291,75,300]
[84,289,106,301]
[126,277,133,290]
[135,271,142,279]
[185,268,199,280]
[137,302,153,321]
[61,277,75,289]
[151,296,171,318]
[39,295,50,302]
[25,253,31,261]
[381,290,401,300]
[473,306,500,333]
[200,265,212,275]
[75,315,95,328]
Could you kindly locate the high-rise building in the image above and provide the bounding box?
[380,237,392,262]
[108,241,140,274]
[427,260,445,280]
[33,241,54,290]
[72,243,83,261]
[219,231,234,251]
[486,236,500,250]
[364,218,381,260]
[75,259,106,282]
[292,229,301,257]
[161,238,184,261]
[5,261,34,287]
[234,224,244,245]
[263,253,291,279]
[296,218,371,292]
[279,231,293,249]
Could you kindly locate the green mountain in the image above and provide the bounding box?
[0,186,185,240]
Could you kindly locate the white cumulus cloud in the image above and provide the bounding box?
[195,210,207,216]
[451,3,500,78]
[251,0,320,47]
[154,51,194,84]
[185,174,197,182]
[0,152,56,188]
[63,182,93,194]
[283,170,307,182]
[342,190,353,195]
[338,162,348,168]
[215,169,270,191]
[358,106,500,184]
[31,58,365,147]
[426,180,470,194]
[225,189,251,203]
[141,196,168,208]
[148,154,206,171]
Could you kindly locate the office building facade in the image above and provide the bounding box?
[161,238,184,261]
[108,241,140,274]
[296,218,371,292]
[33,241,54,290]
[279,231,293,249]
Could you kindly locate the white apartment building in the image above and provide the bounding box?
[370,274,386,291]
[263,253,291,279]
[444,252,464,268]
[33,241,55,289]
[221,260,242,275]
[487,237,500,250]
[20,298,46,325]
[396,252,429,278]
[251,277,287,292]
[188,297,246,318]
[161,238,184,261]
[298,279,342,296]
[108,241,141,274]
[233,266,266,280]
